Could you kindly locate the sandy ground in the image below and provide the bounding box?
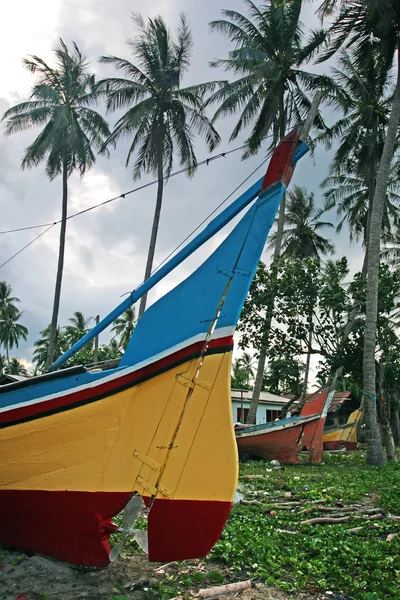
[0,545,323,600]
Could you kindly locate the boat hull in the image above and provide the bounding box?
[236,414,322,464]
[323,409,361,451]
[236,390,328,464]
[0,348,238,565]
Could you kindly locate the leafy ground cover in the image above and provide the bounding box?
[210,452,400,600]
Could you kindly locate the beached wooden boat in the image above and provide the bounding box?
[323,409,362,450]
[235,389,330,464]
[0,129,310,566]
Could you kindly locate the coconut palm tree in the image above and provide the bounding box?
[64,311,93,347]
[231,357,249,390]
[269,186,335,260]
[98,14,220,318]
[208,0,333,424]
[5,358,28,376]
[0,307,28,366]
[240,351,256,383]
[2,40,111,368]
[323,170,400,246]
[33,325,67,371]
[318,0,400,466]
[319,49,398,250]
[207,0,330,155]
[111,307,136,350]
[0,282,20,316]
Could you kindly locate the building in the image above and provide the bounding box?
[231,388,359,426]
[231,389,290,424]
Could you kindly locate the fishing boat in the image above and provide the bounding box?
[235,388,330,464]
[0,128,310,567]
[323,409,361,451]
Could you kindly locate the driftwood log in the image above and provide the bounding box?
[195,580,252,599]
[301,513,384,525]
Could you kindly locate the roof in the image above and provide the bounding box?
[328,391,352,413]
[290,390,353,415]
[231,389,289,405]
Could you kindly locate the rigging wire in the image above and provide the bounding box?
[0,139,272,236]
[0,135,274,272]
[0,224,56,270]
[147,157,269,282]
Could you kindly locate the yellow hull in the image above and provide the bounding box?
[0,349,238,564]
[323,409,362,449]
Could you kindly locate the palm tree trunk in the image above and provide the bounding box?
[46,161,68,368]
[246,198,284,424]
[138,159,164,318]
[362,51,400,466]
[377,364,397,462]
[391,396,400,446]
[378,393,397,461]
[6,343,10,368]
[301,308,313,401]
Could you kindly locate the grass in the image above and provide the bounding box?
[210,452,400,600]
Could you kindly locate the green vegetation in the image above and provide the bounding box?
[211,454,400,599]
[106,453,400,600]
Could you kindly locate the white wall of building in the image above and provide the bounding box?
[231,399,284,424]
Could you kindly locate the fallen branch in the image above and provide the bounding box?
[240,499,301,509]
[276,528,301,535]
[153,561,176,574]
[301,516,354,525]
[299,505,383,516]
[239,475,265,480]
[301,513,384,525]
[346,527,363,534]
[195,580,252,599]
[386,533,399,542]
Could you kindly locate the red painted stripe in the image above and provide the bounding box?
[0,335,234,426]
[148,497,232,562]
[0,489,130,566]
[0,490,232,566]
[260,130,300,191]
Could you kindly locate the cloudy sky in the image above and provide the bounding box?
[0,0,364,373]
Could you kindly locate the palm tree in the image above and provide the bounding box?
[0,282,20,316]
[208,0,332,424]
[64,311,93,347]
[319,49,397,251]
[269,186,335,260]
[33,325,67,371]
[107,338,123,357]
[319,0,400,466]
[5,358,28,376]
[2,40,111,368]
[98,14,220,318]
[240,351,255,384]
[207,0,330,155]
[111,307,136,350]
[0,307,28,366]
[323,170,400,246]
